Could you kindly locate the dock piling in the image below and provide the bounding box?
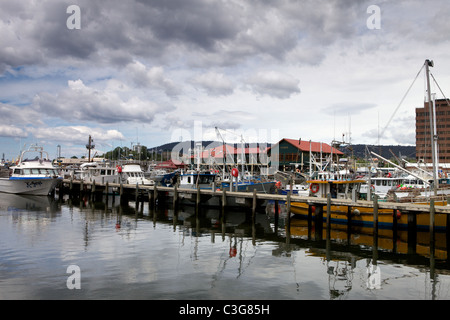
[326,193,331,240]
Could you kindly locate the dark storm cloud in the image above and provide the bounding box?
[0,0,377,73]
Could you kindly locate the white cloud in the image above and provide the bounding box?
[193,72,234,96]
[246,71,301,99]
[125,61,180,96]
[0,125,28,138]
[31,126,125,145]
[33,79,174,124]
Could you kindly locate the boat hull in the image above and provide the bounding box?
[0,177,61,196]
[290,202,448,231]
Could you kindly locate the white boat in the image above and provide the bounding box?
[119,163,154,185]
[178,170,217,189]
[0,145,62,195]
[79,162,120,184]
[360,175,404,199]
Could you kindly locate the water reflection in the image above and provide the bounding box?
[0,192,449,299]
[74,195,450,298]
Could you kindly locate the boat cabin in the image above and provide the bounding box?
[308,179,365,200]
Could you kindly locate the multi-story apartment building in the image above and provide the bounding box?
[416,98,450,163]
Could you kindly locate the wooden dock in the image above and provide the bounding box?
[58,178,450,242]
[59,178,450,212]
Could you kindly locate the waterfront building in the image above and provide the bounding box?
[268,138,343,172]
[416,98,450,164]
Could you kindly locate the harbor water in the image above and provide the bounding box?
[1,192,450,300]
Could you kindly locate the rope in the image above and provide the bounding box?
[379,63,425,142]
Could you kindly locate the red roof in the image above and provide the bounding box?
[270,138,343,155]
[192,144,264,159]
[155,159,186,169]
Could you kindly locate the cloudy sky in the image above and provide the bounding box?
[1,0,450,159]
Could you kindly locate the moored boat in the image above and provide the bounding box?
[0,145,62,196]
[119,163,154,185]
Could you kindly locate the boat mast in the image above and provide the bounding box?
[425,59,438,196]
[85,135,95,162]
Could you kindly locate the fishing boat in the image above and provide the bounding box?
[119,163,154,185]
[360,175,404,199]
[290,170,392,216]
[274,170,310,196]
[0,145,62,195]
[177,170,217,189]
[78,162,120,184]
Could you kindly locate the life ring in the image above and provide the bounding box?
[310,183,320,194]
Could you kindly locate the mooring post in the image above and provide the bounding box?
[173,185,178,209]
[135,183,139,203]
[407,211,417,254]
[373,194,378,235]
[147,189,152,210]
[105,181,109,206]
[252,189,257,218]
[326,195,331,261]
[372,194,379,253]
[326,193,331,240]
[196,184,201,211]
[315,204,323,241]
[392,209,398,253]
[346,206,352,243]
[307,204,313,239]
[286,192,291,243]
[274,200,279,233]
[222,189,227,210]
[430,199,435,255]
[153,185,158,207]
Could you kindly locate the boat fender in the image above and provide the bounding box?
[353,209,360,216]
[116,165,122,173]
[310,183,319,194]
[393,210,401,219]
[275,181,281,189]
[231,168,239,178]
